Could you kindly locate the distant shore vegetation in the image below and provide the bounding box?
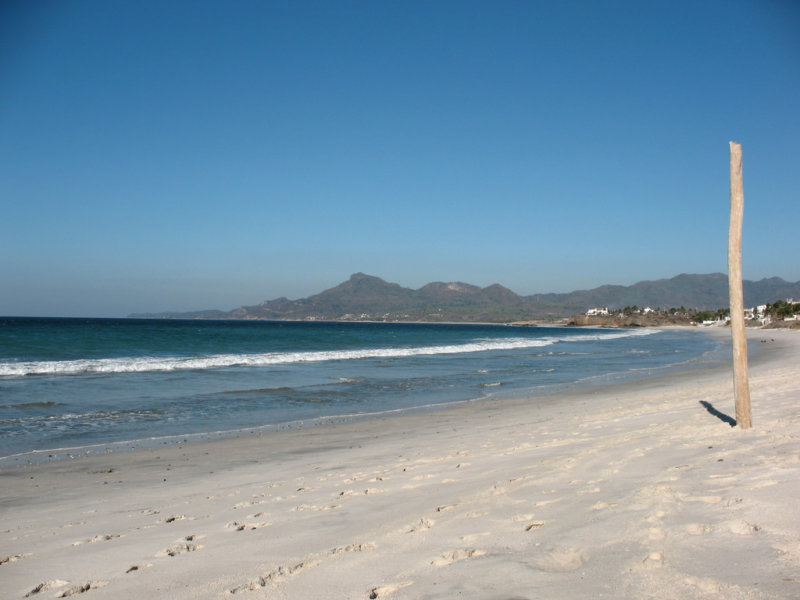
[574,300,800,329]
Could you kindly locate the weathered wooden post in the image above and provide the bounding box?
[728,141,751,429]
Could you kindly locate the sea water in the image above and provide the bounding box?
[0,318,725,465]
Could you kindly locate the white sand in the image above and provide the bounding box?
[2,328,799,599]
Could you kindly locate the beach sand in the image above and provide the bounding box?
[2,328,798,599]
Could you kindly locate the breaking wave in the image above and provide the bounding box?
[0,329,656,377]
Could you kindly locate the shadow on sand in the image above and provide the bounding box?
[700,400,737,427]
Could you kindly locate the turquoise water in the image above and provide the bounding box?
[0,318,724,465]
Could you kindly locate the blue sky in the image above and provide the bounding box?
[2,0,798,317]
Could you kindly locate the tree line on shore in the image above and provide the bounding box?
[609,300,799,324]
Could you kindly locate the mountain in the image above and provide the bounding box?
[216,273,528,322]
[538,274,800,313]
[130,272,800,323]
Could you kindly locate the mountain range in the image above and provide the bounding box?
[130,272,800,323]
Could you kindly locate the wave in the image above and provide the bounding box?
[0,329,657,377]
[0,401,65,409]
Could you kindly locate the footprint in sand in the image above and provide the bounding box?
[58,581,107,597]
[234,499,269,509]
[728,520,761,535]
[71,534,121,546]
[25,580,69,597]
[328,543,376,555]
[683,575,721,593]
[227,520,272,531]
[126,563,153,574]
[405,518,435,533]
[460,533,491,543]
[228,560,321,593]
[530,547,586,572]
[642,552,663,569]
[164,514,187,523]
[513,514,535,522]
[292,503,340,512]
[368,581,413,598]
[159,535,204,557]
[431,548,485,566]
[685,523,713,535]
[1,553,31,564]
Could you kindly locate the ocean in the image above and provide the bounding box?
[0,318,725,466]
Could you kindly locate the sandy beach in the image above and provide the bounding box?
[2,328,798,599]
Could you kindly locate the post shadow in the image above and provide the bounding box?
[699,400,737,427]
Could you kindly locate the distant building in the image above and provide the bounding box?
[586,307,609,316]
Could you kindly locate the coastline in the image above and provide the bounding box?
[0,324,712,468]
[2,328,798,599]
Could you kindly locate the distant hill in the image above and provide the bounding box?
[130,272,800,323]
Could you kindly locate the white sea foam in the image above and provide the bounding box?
[0,329,658,377]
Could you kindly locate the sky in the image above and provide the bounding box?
[2,0,798,317]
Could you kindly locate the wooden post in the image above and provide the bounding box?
[728,141,751,429]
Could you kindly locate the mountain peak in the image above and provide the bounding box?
[349,272,374,280]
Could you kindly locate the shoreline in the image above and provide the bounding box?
[2,329,798,599]
[1,326,723,468]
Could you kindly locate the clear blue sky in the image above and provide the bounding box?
[2,0,798,317]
